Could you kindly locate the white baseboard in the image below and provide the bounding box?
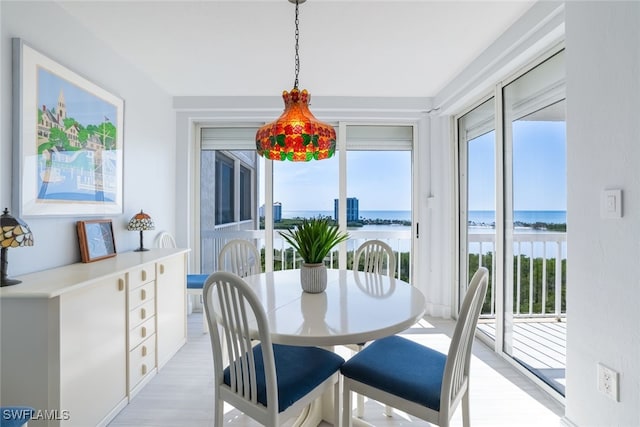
[425,302,452,319]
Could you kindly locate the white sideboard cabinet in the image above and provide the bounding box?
[0,248,188,427]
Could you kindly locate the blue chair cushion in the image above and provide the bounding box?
[0,407,34,427]
[340,335,447,411]
[223,343,344,413]
[187,274,208,290]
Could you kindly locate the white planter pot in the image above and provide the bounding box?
[300,263,327,293]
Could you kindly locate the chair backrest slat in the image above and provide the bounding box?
[205,272,276,410]
[156,231,177,249]
[441,267,489,416]
[354,240,396,277]
[218,239,262,277]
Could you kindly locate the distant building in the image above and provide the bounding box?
[334,197,359,222]
[273,202,282,222]
[259,202,282,222]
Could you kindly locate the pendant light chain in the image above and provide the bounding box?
[294,0,300,89]
[255,0,337,161]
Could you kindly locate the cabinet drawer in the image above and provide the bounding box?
[129,316,156,349]
[129,336,156,388]
[129,299,156,330]
[129,265,156,290]
[129,281,155,309]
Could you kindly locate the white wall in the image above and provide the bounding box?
[564,1,640,425]
[0,1,176,275]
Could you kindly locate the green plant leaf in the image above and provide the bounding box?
[278,217,349,264]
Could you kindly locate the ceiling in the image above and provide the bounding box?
[56,0,535,98]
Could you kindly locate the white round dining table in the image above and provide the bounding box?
[241,268,426,347]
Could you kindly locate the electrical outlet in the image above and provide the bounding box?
[597,363,619,401]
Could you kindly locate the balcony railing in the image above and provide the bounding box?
[469,231,567,320]
[201,224,412,281]
[202,224,566,320]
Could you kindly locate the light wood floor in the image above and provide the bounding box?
[109,313,564,427]
[478,319,566,395]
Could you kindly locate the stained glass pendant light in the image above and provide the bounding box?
[256,0,336,162]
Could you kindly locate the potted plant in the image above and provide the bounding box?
[280,217,349,293]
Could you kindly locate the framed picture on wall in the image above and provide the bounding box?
[12,38,124,217]
[77,219,117,263]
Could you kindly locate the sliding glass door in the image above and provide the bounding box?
[458,49,566,396]
[458,97,497,338]
[503,51,566,395]
[198,124,416,282]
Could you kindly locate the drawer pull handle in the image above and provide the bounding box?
[141,270,147,281]
[141,327,147,338]
[142,346,147,357]
[118,278,124,291]
[141,308,146,319]
[141,289,147,300]
[159,264,165,275]
[141,364,147,375]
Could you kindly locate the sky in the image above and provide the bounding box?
[262,150,412,212]
[38,67,117,126]
[467,119,566,211]
[260,118,566,213]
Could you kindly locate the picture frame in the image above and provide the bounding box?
[12,38,124,217]
[77,219,117,263]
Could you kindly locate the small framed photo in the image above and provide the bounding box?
[77,219,117,263]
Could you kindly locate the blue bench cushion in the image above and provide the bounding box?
[223,343,344,413]
[187,274,208,290]
[0,407,34,427]
[340,335,447,411]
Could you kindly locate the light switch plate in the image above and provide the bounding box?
[601,189,622,219]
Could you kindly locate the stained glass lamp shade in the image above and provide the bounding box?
[256,88,336,161]
[127,210,155,252]
[1,208,34,286]
[255,0,336,162]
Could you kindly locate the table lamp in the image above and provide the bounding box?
[1,208,34,286]
[127,210,155,252]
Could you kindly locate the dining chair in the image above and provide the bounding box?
[341,267,489,427]
[353,239,396,277]
[156,231,176,249]
[218,239,262,278]
[203,271,344,427]
[351,238,397,416]
[156,231,209,331]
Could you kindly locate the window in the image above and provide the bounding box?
[199,127,261,274]
[215,153,234,225]
[240,165,251,221]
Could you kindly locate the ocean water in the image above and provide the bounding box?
[469,210,566,225]
[282,210,411,221]
[278,209,566,258]
[282,210,566,224]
